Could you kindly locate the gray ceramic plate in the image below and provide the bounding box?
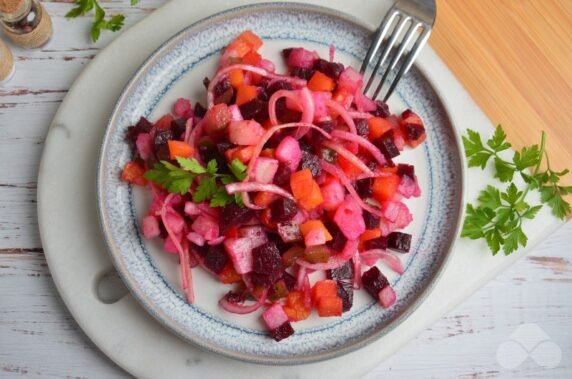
[97,2,464,365]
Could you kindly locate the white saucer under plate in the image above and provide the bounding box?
[37,0,564,378]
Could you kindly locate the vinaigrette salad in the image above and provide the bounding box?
[121,31,427,341]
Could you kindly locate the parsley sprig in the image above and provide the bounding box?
[144,157,247,208]
[462,125,571,255]
[66,0,140,42]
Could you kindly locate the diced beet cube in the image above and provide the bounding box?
[300,151,321,177]
[355,177,373,198]
[270,321,295,341]
[281,48,293,60]
[270,198,298,223]
[194,103,207,118]
[219,204,258,230]
[291,67,314,80]
[190,242,208,257]
[262,304,289,330]
[327,261,354,282]
[355,119,369,137]
[404,123,426,142]
[370,100,390,118]
[387,232,412,253]
[253,242,283,277]
[273,162,292,188]
[170,118,187,140]
[203,244,229,274]
[239,98,268,122]
[299,139,313,153]
[266,80,293,96]
[365,236,388,251]
[275,98,302,124]
[397,163,415,179]
[337,281,354,312]
[251,272,272,286]
[313,58,344,79]
[362,266,389,299]
[363,211,380,229]
[316,119,336,133]
[374,130,400,160]
[198,142,229,175]
[277,222,302,243]
[327,223,348,252]
[153,128,173,147]
[213,78,234,105]
[126,117,153,143]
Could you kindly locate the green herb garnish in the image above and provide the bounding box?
[461,125,571,255]
[66,0,139,42]
[144,157,247,208]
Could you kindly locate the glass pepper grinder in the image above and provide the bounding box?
[0,38,15,84]
[0,0,53,49]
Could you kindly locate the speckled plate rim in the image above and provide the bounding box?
[97,2,466,365]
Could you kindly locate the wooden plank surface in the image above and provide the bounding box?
[430,0,572,191]
[0,1,570,378]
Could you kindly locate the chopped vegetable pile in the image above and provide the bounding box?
[121,31,427,341]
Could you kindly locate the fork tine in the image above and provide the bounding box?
[360,8,401,74]
[383,27,431,101]
[372,20,419,99]
[364,15,412,93]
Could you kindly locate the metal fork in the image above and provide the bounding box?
[360,0,436,101]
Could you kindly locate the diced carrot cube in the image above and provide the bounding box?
[242,51,262,66]
[307,71,335,92]
[337,155,363,178]
[219,262,242,284]
[224,225,241,239]
[317,296,343,317]
[228,69,244,88]
[284,291,311,321]
[359,229,382,242]
[238,30,263,51]
[290,169,323,210]
[373,174,401,203]
[300,220,333,241]
[121,161,147,186]
[368,117,393,140]
[168,140,194,160]
[311,280,338,304]
[253,191,277,207]
[227,39,251,58]
[236,85,258,106]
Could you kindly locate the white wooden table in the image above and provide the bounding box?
[1,2,570,378]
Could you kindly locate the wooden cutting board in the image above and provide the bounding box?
[430,0,572,199]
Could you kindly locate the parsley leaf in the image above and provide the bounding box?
[462,128,570,256]
[229,159,248,181]
[144,161,194,195]
[144,156,246,208]
[66,0,136,42]
[177,157,207,174]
